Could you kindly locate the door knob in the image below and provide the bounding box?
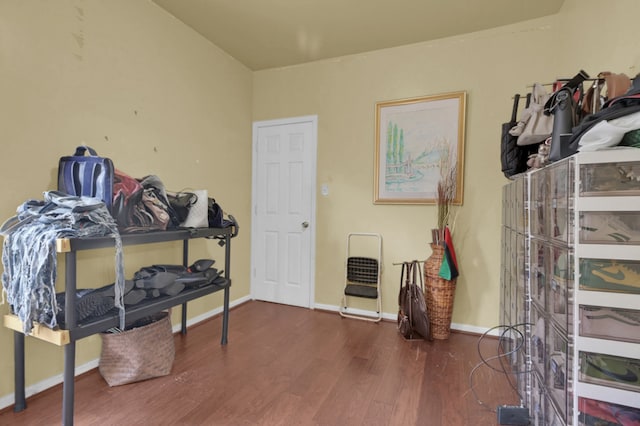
[302,221,309,228]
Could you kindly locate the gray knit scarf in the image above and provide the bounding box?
[0,191,124,334]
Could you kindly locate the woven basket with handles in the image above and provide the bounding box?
[99,311,175,386]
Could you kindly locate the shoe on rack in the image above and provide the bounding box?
[134,271,179,290]
[97,279,135,298]
[123,289,147,305]
[188,259,215,272]
[579,398,640,426]
[531,317,545,365]
[176,268,221,289]
[585,163,640,192]
[146,289,160,298]
[580,214,640,244]
[160,281,185,296]
[550,352,566,390]
[580,259,640,294]
[212,275,227,286]
[54,280,138,325]
[582,352,640,389]
[580,306,640,343]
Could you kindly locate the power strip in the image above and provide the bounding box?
[497,405,530,425]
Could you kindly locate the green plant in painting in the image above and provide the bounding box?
[386,122,393,163]
[386,121,405,165]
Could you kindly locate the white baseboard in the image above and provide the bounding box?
[170,294,251,333]
[0,295,253,411]
[314,302,500,337]
[0,358,102,413]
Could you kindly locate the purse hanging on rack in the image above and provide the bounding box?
[582,78,605,117]
[501,94,530,178]
[510,83,554,146]
[397,260,430,340]
[546,70,589,162]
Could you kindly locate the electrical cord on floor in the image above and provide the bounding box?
[495,324,534,402]
[468,323,532,413]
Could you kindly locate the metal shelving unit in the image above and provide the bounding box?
[3,225,237,426]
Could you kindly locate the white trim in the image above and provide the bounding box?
[170,294,252,333]
[0,358,101,412]
[314,303,500,336]
[250,115,318,308]
[0,295,252,411]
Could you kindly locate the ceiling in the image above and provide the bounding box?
[152,0,564,71]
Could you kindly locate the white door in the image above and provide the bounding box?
[251,116,317,308]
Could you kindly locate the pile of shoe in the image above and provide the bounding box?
[54,259,223,326]
[133,258,224,296]
[54,280,135,326]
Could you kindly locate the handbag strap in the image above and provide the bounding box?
[531,83,550,106]
[412,260,424,291]
[74,145,99,157]
[404,261,413,320]
[511,94,520,122]
[398,262,406,306]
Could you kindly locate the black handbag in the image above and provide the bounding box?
[208,197,237,229]
[207,197,224,228]
[58,146,114,211]
[546,70,589,162]
[501,94,537,178]
[166,191,198,224]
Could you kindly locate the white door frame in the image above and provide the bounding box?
[250,115,318,308]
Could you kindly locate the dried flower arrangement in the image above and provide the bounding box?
[433,157,457,244]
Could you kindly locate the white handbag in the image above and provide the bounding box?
[180,189,209,228]
[510,83,554,146]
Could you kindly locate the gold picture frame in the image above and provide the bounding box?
[374,91,466,205]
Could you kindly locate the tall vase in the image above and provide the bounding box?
[424,241,457,340]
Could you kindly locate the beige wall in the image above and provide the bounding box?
[0,0,252,400]
[252,19,556,330]
[252,0,640,329]
[2,0,640,409]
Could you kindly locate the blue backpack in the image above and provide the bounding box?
[58,146,114,212]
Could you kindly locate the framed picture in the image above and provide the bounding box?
[374,91,466,205]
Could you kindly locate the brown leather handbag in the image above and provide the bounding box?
[397,261,431,340]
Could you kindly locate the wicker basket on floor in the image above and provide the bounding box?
[424,243,457,340]
[99,311,175,386]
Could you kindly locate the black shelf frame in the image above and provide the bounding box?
[12,226,236,426]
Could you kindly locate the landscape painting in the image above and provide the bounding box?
[374,92,466,204]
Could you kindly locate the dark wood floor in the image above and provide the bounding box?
[0,301,520,425]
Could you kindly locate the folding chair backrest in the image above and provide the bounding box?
[347,257,379,284]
